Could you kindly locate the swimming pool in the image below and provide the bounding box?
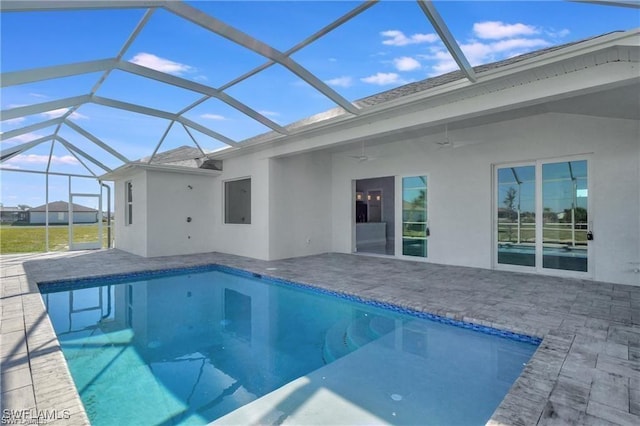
[40,265,539,425]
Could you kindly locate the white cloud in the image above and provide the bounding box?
[130,52,194,76]
[328,58,337,62]
[29,93,48,99]
[490,38,550,52]
[200,113,227,121]
[259,110,280,117]
[41,109,67,119]
[422,37,551,76]
[325,76,353,88]
[361,72,406,86]
[1,132,46,145]
[547,28,570,38]
[5,154,79,166]
[381,30,438,46]
[1,117,26,126]
[393,56,421,71]
[68,111,89,120]
[41,108,88,120]
[473,21,539,40]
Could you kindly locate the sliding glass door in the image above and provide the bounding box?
[497,165,536,267]
[402,176,428,258]
[496,158,590,275]
[542,160,589,272]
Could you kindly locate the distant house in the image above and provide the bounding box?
[0,206,26,223]
[28,201,98,225]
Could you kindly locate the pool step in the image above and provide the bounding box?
[323,315,396,364]
[322,319,351,364]
[345,317,376,351]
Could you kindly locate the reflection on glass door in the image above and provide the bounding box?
[542,160,588,272]
[497,166,536,266]
[496,159,589,274]
[402,176,427,257]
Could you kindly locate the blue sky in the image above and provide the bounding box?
[1,0,639,209]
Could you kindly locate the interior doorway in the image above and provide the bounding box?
[354,176,395,255]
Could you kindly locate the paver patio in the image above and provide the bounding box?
[1,249,638,425]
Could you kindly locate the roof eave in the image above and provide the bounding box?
[100,162,222,181]
[210,28,640,161]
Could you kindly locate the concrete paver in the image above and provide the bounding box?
[1,249,639,425]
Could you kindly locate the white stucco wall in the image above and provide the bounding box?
[29,211,97,224]
[330,113,639,286]
[145,170,217,257]
[114,170,147,257]
[269,151,332,260]
[211,152,271,260]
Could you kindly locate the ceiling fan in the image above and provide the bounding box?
[434,124,480,149]
[349,141,376,162]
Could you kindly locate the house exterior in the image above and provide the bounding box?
[103,30,640,286]
[28,201,99,225]
[0,206,26,223]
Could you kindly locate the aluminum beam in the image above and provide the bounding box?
[91,96,175,121]
[59,141,98,177]
[220,0,379,91]
[178,117,238,147]
[62,8,157,127]
[91,96,238,147]
[117,61,287,134]
[416,0,477,82]
[1,135,54,162]
[0,168,95,178]
[64,120,130,163]
[570,1,640,8]
[0,59,115,88]
[55,136,112,172]
[0,95,91,121]
[0,117,64,141]
[181,123,206,156]
[164,1,360,115]
[147,121,175,164]
[45,140,56,173]
[0,1,164,12]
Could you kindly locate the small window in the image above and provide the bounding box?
[225,178,251,224]
[125,181,133,225]
[57,212,65,221]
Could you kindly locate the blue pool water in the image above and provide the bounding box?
[40,266,539,425]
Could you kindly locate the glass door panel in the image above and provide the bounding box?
[402,176,427,257]
[542,160,588,272]
[70,194,103,250]
[497,166,536,266]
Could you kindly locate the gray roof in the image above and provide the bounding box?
[29,201,97,213]
[240,31,619,146]
[141,145,204,164]
[138,145,222,170]
[0,206,21,212]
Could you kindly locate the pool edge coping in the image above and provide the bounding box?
[32,262,559,425]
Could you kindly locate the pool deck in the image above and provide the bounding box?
[1,249,639,425]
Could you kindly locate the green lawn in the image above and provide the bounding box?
[0,224,112,254]
[498,223,587,244]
